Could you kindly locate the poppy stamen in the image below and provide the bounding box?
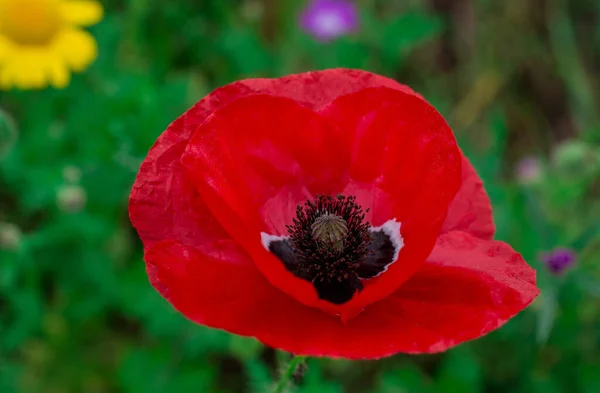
[263,194,402,304]
[287,195,371,274]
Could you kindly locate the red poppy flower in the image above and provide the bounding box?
[129,69,539,359]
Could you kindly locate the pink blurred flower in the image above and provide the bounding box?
[516,156,542,184]
[540,248,576,275]
[299,0,359,41]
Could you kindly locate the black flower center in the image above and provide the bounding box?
[262,195,402,304]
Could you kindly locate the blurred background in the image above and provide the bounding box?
[1,0,599,392]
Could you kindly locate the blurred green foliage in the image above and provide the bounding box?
[1,0,600,392]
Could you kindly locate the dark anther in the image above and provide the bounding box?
[266,195,399,304]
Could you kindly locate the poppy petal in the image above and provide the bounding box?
[180,88,461,319]
[147,230,538,359]
[130,69,416,253]
[179,94,350,315]
[320,87,463,315]
[133,69,410,298]
[241,68,420,109]
[129,83,262,297]
[132,69,534,360]
[441,155,495,239]
[130,69,452,316]
[370,230,539,353]
[129,83,258,252]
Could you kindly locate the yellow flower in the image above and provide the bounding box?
[0,0,103,90]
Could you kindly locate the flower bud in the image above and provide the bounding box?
[516,156,543,185]
[0,222,22,250]
[552,140,599,176]
[57,185,87,212]
[62,166,82,183]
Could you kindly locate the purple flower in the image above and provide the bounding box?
[516,156,543,184]
[299,0,359,41]
[541,248,576,275]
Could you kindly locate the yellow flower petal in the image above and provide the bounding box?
[9,49,54,89]
[1,65,14,90]
[20,63,46,89]
[48,57,70,88]
[52,27,97,72]
[0,46,74,90]
[0,35,14,63]
[60,1,103,27]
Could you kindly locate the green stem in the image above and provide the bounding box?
[272,355,308,393]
